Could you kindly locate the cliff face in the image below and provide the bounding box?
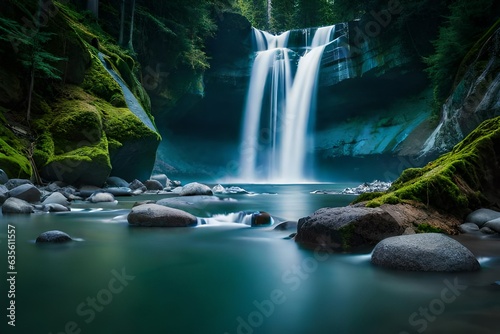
[420,26,500,157]
[0,1,160,185]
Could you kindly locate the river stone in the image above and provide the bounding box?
[88,192,115,203]
[2,197,34,214]
[459,223,480,233]
[104,187,133,196]
[106,176,130,188]
[36,230,72,243]
[79,185,102,198]
[42,203,71,212]
[129,179,146,192]
[480,226,497,234]
[0,169,8,184]
[295,206,404,251]
[251,211,273,226]
[151,174,169,187]
[127,204,197,227]
[484,218,500,233]
[465,209,500,228]
[180,182,213,196]
[9,184,41,203]
[144,179,163,191]
[42,192,70,207]
[371,233,480,272]
[5,178,32,190]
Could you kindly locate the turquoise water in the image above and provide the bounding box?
[1,184,499,334]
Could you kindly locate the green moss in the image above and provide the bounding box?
[365,116,500,216]
[339,224,356,251]
[352,192,386,204]
[49,133,110,168]
[81,52,124,102]
[416,223,444,234]
[0,138,32,179]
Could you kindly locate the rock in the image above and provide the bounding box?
[295,206,404,251]
[0,185,9,204]
[212,184,226,193]
[127,204,197,227]
[42,192,70,207]
[484,218,500,233]
[36,230,72,243]
[251,211,273,226]
[144,179,164,191]
[78,185,102,198]
[151,174,169,187]
[106,176,130,188]
[274,221,298,231]
[0,169,8,184]
[9,184,41,203]
[156,196,223,216]
[179,182,213,196]
[371,233,480,272]
[2,197,33,214]
[45,181,66,192]
[171,180,182,187]
[480,226,497,235]
[171,186,183,194]
[88,192,115,203]
[133,200,156,207]
[459,223,480,233]
[5,178,32,190]
[104,187,133,196]
[42,203,71,212]
[465,209,500,228]
[129,179,147,192]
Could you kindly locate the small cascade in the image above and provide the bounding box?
[239,25,345,183]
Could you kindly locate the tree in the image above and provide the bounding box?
[127,0,136,51]
[87,0,99,18]
[270,0,296,32]
[118,0,125,45]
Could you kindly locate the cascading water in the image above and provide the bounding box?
[239,24,347,183]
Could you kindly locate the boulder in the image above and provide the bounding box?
[0,169,8,184]
[180,182,213,196]
[465,209,500,228]
[0,185,9,204]
[5,178,32,190]
[480,226,497,234]
[42,192,70,207]
[2,197,33,214]
[151,174,169,187]
[106,176,130,188]
[127,204,197,227]
[36,230,72,243]
[144,179,163,191]
[88,192,115,203]
[9,184,41,203]
[371,233,480,272]
[295,206,404,251]
[42,203,71,212]
[484,218,500,233]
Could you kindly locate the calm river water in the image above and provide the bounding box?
[1,184,499,334]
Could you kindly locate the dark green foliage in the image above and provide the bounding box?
[352,191,386,204]
[424,0,500,109]
[416,223,444,234]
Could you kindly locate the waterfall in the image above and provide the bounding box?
[239,25,340,183]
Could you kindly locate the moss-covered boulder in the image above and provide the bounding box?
[0,114,32,179]
[360,116,500,217]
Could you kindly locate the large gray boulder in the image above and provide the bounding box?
[371,233,480,272]
[180,182,213,196]
[36,230,72,243]
[8,184,41,203]
[127,204,197,227]
[465,209,500,228]
[2,197,33,214]
[295,206,404,251]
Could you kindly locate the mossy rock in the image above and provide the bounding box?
[0,113,32,179]
[366,116,500,216]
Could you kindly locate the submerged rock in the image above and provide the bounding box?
[180,182,213,196]
[274,221,298,231]
[127,204,197,227]
[36,230,73,243]
[251,211,273,226]
[9,184,41,203]
[2,197,33,214]
[371,233,480,272]
[42,203,71,212]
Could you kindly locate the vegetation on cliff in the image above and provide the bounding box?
[356,116,500,217]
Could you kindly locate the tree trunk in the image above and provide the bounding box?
[119,0,125,45]
[128,0,136,51]
[27,66,35,121]
[87,0,99,18]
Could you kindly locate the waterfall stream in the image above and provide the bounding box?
[238,25,343,183]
